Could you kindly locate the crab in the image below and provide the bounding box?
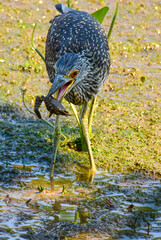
[34,95,70,119]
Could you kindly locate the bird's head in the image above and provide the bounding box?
[47,53,90,101]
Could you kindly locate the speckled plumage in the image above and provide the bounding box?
[45,4,110,105]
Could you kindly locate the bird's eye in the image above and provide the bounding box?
[70,70,79,78]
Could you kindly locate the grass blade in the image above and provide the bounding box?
[68,0,71,8]
[107,2,118,39]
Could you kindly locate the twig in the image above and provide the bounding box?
[104,197,117,208]
[21,88,35,116]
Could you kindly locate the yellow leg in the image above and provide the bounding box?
[80,103,96,172]
[88,97,97,137]
[50,115,61,180]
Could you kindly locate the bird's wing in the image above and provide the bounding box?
[45,7,109,84]
[45,10,87,83]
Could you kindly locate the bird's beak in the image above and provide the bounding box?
[46,75,74,101]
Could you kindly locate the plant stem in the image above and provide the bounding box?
[31,23,45,62]
[21,88,55,129]
[68,0,71,8]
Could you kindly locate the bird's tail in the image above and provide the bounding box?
[55,3,72,14]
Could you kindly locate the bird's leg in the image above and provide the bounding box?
[50,115,61,181]
[88,97,97,137]
[70,103,87,151]
[80,103,96,172]
[70,103,81,127]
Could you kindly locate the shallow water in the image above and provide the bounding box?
[0,161,161,239]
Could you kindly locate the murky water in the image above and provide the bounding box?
[0,161,161,239]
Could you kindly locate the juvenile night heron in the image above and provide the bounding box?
[46,3,110,173]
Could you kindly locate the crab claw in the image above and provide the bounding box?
[44,96,70,117]
[34,96,43,119]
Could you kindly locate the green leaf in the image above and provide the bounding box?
[68,0,71,8]
[107,2,118,39]
[91,6,109,24]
